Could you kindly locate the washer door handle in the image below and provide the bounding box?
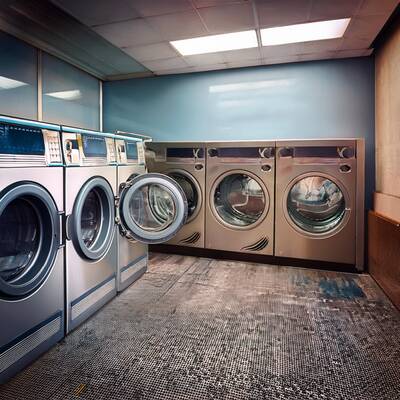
[65,214,72,241]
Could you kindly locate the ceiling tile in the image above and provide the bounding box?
[357,0,399,16]
[93,19,162,47]
[146,11,207,40]
[197,3,255,33]
[227,59,262,69]
[156,67,197,75]
[339,37,372,50]
[192,63,227,72]
[183,53,225,66]
[193,0,247,7]
[300,38,343,54]
[262,55,302,65]
[141,57,189,71]
[131,0,193,17]
[52,0,140,27]
[220,47,261,62]
[261,43,304,58]
[298,51,336,62]
[344,14,388,40]
[309,0,362,21]
[256,0,312,28]
[334,48,373,58]
[123,42,179,61]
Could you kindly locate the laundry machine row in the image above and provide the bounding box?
[146,139,365,271]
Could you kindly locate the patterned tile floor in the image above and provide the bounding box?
[1,253,400,400]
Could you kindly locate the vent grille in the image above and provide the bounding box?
[179,232,201,244]
[0,154,46,167]
[0,315,61,374]
[241,237,269,251]
[121,257,147,283]
[71,279,115,321]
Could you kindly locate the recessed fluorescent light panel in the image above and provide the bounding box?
[261,18,351,46]
[171,30,258,56]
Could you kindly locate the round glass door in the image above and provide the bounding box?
[287,176,347,234]
[0,183,60,299]
[120,173,188,244]
[213,173,267,228]
[168,171,201,222]
[69,177,115,261]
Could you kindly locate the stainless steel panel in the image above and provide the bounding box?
[205,142,275,255]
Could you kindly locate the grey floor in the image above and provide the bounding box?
[1,252,400,400]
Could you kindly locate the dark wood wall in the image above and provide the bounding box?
[368,211,400,309]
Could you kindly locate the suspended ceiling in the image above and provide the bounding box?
[1,0,398,79]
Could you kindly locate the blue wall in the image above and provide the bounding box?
[0,30,100,130]
[104,57,375,206]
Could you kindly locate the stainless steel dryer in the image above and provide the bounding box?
[114,135,148,292]
[0,116,64,382]
[275,139,365,269]
[61,126,117,333]
[205,141,275,255]
[146,142,206,248]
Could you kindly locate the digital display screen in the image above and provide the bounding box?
[126,142,138,160]
[0,123,45,155]
[167,148,204,158]
[82,134,107,158]
[293,147,346,158]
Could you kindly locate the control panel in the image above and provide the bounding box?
[62,131,116,166]
[116,139,145,165]
[43,130,63,165]
[0,121,62,166]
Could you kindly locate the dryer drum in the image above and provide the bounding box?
[214,173,266,227]
[287,176,346,234]
[0,182,60,299]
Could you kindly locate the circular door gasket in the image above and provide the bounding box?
[0,182,60,300]
[68,176,115,261]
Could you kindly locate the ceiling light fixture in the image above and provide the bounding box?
[261,18,351,46]
[170,30,258,56]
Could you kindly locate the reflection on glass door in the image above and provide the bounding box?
[213,173,266,227]
[129,184,176,232]
[0,198,40,282]
[287,176,346,234]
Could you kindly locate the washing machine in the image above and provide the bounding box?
[275,139,365,270]
[114,136,190,286]
[205,141,275,255]
[146,142,206,248]
[0,115,64,382]
[114,135,148,292]
[61,126,118,333]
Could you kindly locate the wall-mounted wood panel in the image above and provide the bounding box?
[375,12,400,204]
[368,211,400,310]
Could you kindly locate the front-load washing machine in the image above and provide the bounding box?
[146,142,206,248]
[61,126,118,333]
[275,139,365,270]
[114,136,190,286]
[0,115,64,382]
[114,135,148,292]
[205,141,275,255]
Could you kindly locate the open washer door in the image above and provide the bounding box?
[119,173,188,244]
